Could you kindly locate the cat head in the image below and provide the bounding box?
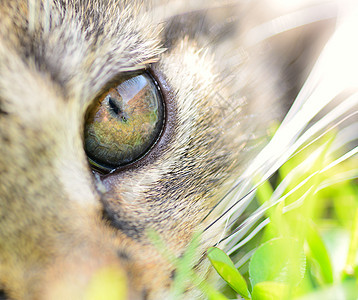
[0,0,338,298]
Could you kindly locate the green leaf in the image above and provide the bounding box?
[249,238,306,288]
[208,247,250,299]
[297,280,358,300]
[171,232,201,299]
[255,176,274,206]
[252,281,290,300]
[196,278,229,300]
[148,230,227,299]
[344,208,358,278]
[330,182,357,229]
[85,267,127,300]
[305,221,334,284]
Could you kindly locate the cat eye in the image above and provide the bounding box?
[84,73,164,172]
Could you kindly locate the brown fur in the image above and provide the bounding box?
[0,0,338,299]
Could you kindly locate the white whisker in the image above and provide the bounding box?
[28,0,37,32]
[245,2,338,46]
[43,0,51,33]
[322,145,358,172]
[226,218,270,255]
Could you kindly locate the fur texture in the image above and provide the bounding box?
[0,0,347,299]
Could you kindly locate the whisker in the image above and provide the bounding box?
[43,0,51,33]
[205,103,357,226]
[285,111,358,163]
[222,141,357,252]
[226,218,270,254]
[318,169,358,190]
[201,178,244,223]
[245,1,338,46]
[223,166,358,254]
[28,0,38,32]
[218,22,358,219]
[203,187,256,233]
[234,248,256,269]
[322,145,358,172]
[151,0,239,23]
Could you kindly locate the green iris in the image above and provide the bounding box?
[84,73,164,171]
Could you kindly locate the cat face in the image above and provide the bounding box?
[0,0,338,299]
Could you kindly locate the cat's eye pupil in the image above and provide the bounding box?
[84,73,164,171]
[108,97,128,122]
[108,98,120,115]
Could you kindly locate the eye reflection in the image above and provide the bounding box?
[84,73,164,171]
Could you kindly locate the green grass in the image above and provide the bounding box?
[142,127,358,300]
[138,124,358,300]
[207,132,358,299]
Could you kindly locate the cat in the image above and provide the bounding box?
[0,0,356,299]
